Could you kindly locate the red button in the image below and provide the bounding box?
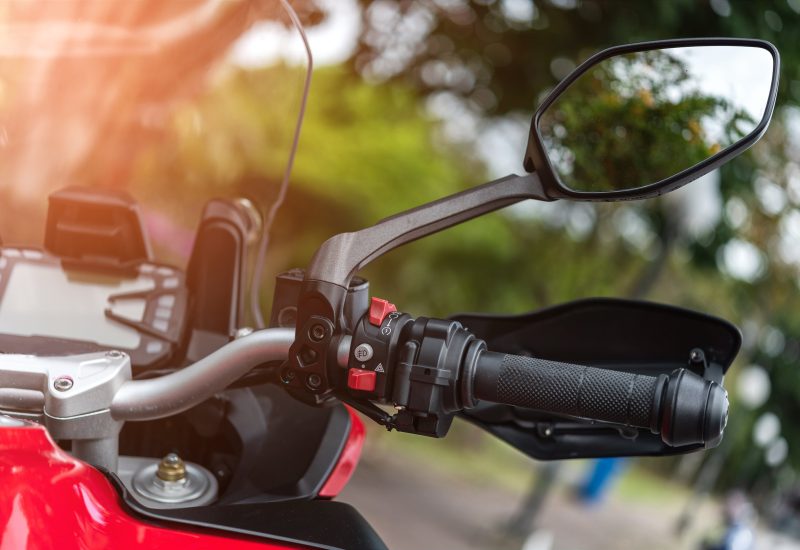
[369,297,397,326]
[348,368,377,392]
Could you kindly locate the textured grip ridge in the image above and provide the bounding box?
[496,355,658,428]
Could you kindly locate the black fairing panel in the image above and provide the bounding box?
[107,472,389,550]
[451,298,741,460]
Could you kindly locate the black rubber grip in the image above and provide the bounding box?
[473,352,663,429]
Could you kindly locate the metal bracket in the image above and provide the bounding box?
[0,350,131,471]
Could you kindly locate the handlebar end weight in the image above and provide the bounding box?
[659,369,728,449]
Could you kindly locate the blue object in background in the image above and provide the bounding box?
[578,458,627,504]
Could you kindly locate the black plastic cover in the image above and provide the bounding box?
[107,472,389,550]
[45,185,152,266]
[453,298,740,371]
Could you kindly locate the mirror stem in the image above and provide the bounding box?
[306,172,549,288]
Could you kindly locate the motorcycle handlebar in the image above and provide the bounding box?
[108,323,727,450]
[110,328,303,421]
[470,351,728,448]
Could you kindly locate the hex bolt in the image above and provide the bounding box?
[309,324,326,342]
[53,376,73,392]
[307,374,322,389]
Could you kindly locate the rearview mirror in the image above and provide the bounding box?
[525,38,779,200]
[298,40,779,301]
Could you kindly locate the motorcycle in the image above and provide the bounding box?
[0,3,781,548]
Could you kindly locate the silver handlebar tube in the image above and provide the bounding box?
[111,328,297,421]
[0,328,351,471]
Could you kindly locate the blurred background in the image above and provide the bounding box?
[2,1,800,549]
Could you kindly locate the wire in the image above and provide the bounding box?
[250,0,313,328]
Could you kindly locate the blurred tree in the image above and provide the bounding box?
[352,0,800,115]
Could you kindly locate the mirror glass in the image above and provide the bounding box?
[538,45,774,193]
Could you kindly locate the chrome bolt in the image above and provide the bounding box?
[53,376,73,392]
[106,350,124,359]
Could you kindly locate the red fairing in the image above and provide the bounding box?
[318,407,365,498]
[0,423,298,550]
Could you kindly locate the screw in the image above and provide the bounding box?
[307,374,322,389]
[689,348,705,363]
[53,376,73,392]
[106,350,124,359]
[310,324,326,342]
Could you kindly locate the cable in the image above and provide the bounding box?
[250,0,313,328]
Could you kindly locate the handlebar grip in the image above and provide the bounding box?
[473,352,663,430]
[471,351,728,448]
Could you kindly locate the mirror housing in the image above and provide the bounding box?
[524,38,780,200]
